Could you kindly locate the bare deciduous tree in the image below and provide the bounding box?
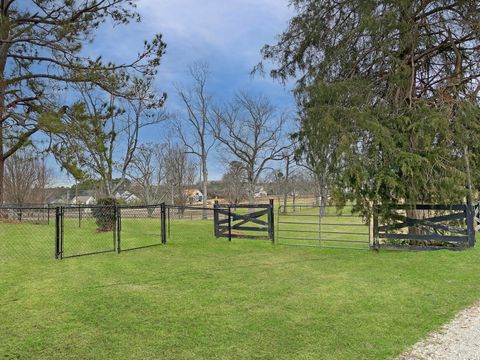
[164,144,197,209]
[4,152,53,205]
[174,62,215,217]
[53,79,166,197]
[128,143,166,206]
[221,161,247,204]
[213,92,288,204]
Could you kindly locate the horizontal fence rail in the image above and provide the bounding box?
[374,204,475,250]
[277,205,370,250]
[213,200,274,242]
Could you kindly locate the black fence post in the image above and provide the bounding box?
[268,199,275,244]
[116,205,122,253]
[55,206,61,259]
[465,204,476,248]
[213,200,219,238]
[373,205,379,252]
[227,205,232,242]
[161,203,167,244]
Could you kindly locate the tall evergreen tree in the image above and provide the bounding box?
[259,0,480,216]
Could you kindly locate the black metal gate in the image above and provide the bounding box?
[213,200,275,242]
[117,204,166,252]
[57,205,117,259]
[56,203,167,259]
[277,204,370,250]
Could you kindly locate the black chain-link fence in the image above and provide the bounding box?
[1,202,276,262]
[60,205,117,259]
[166,206,218,243]
[118,205,165,252]
[0,206,56,263]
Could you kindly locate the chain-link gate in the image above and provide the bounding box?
[58,205,117,259]
[117,204,166,252]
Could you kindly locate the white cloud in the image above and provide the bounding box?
[138,0,292,50]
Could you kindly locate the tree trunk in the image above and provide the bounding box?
[406,208,425,236]
[464,145,473,205]
[248,181,255,206]
[320,184,328,216]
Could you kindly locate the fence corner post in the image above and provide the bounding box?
[227,205,232,242]
[269,199,275,244]
[466,203,476,248]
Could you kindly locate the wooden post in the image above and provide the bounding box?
[214,200,219,238]
[227,205,232,242]
[268,199,275,244]
[465,204,475,248]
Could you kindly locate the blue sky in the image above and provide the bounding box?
[54,0,296,185]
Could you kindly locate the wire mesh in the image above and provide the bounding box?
[0,206,56,263]
[61,205,116,258]
[118,205,164,252]
[166,206,218,244]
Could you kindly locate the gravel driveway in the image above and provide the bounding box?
[397,303,480,359]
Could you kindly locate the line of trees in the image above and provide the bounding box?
[0,1,307,207]
[10,0,473,212]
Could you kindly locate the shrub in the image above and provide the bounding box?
[92,198,117,232]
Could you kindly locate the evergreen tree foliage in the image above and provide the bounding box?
[259,0,480,215]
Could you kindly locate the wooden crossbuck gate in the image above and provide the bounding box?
[213,200,274,242]
[374,204,476,250]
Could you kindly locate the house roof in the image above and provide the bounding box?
[184,189,202,196]
[72,195,95,201]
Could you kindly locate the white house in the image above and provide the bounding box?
[254,186,268,198]
[114,190,140,204]
[185,189,203,203]
[70,195,96,205]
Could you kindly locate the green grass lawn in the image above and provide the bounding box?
[1,214,480,359]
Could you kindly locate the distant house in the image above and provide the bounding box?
[49,198,67,205]
[254,186,268,198]
[70,195,96,205]
[185,189,203,203]
[114,190,139,204]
